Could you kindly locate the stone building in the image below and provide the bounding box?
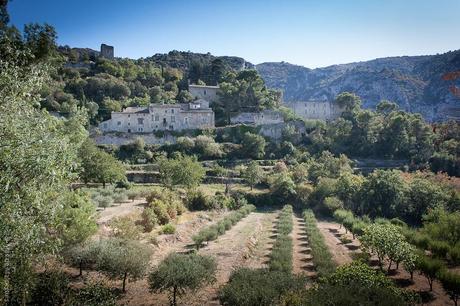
[230,110,284,125]
[285,101,342,120]
[188,84,220,103]
[100,44,114,59]
[99,99,214,133]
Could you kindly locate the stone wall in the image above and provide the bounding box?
[93,132,177,145]
[189,85,220,103]
[285,101,342,120]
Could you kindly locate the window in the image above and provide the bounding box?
[169,125,174,130]
[138,118,144,125]
[184,117,189,124]
[128,122,130,126]
[204,90,207,95]
[117,121,121,126]
[138,127,143,132]
[128,114,130,118]
[165,110,168,113]
[128,129,131,133]
[171,109,175,114]
[171,116,175,123]
[155,114,160,121]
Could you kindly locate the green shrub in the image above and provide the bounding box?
[112,192,128,203]
[95,195,113,209]
[187,190,210,211]
[141,206,158,232]
[161,223,176,234]
[150,199,171,225]
[449,245,460,265]
[269,205,293,273]
[303,209,336,277]
[127,190,140,201]
[70,282,116,306]
[30,270,71,306]
[429,240,450,259]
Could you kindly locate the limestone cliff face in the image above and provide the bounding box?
[256,50,460,121]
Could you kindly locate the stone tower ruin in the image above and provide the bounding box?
[100,44,114,59]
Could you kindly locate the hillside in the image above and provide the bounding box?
[256,50,460,121]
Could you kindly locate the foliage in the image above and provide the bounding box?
[149,253,216,306]
[79,139,126,187]
[417,255,445,291]
[0,31,87,303]
[306,261,417,306]
[438,270,460,306]
[110,216,143,240]
[157,154,205,189]
[269,205,293,273]
[95,238,152,292]
[303,210,336,276]
[56,191,97,246]
[242,161,264,190]
[219,268,305,306]
[161,223,176,235]
[192,205,256,249]
[239,132,266,159]
[70,282,116,306]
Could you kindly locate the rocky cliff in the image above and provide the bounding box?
[256,50,460,121]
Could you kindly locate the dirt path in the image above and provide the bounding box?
[316,221,356,266]
[187,211,274,306]
[318,220,453,306]
[292,214,315,277]
[97,199,146,224]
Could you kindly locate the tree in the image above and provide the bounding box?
[157,154,205,189]
[96,238,152,292]
[0,40,87,303]
[243,161,264,190]
[417,256,444,291]
[79,139,126,187]
[335,92,361,113]
[359,170,408,218]
[438,271,460,306]
[57,191,97,246]
[149,253,216,306]
[110,216,142,240]
[240,132,266,159]
[64,242,98,277]
[360,223,407,271]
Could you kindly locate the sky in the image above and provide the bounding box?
[8,0,460,68]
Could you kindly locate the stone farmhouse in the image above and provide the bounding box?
[188,84,220,103]
[99,99,214,133]
[285,101,342,121]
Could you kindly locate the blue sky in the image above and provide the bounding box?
[9,0,460,68]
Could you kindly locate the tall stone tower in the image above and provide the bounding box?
[100,44,114,59]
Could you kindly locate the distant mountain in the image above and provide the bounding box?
[256,50,460,121]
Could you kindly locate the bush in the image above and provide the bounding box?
[323,196,343,215]
[30,270,71,306]
[150,199,171,225]
[127,190,140,201]
[70,282,116,306]
[112,192,128,203]
[303,209,336,277]
[192,205,256,249]
[96,195,113,209]
[141,206,158,232]
[161,223,176,234]
[187,190,210,211]
[110,216,142,240]
[429,240,451,259]
[219,268,304,306]
[449,245,460,265]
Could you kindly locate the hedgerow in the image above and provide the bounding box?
[269,205,294,273]
[303,209,336,277]
[192,204,256,249]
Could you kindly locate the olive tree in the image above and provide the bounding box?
[148,253,216,306]
[438,270,460,306]
[96,238,152,292]
[242,161,264,190]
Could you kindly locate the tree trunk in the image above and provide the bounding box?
[103,181,106,188]
[122,272,128,292]
[410,271,414,280]
[387,260,392,273]
[396,261,400,270]
[79,260,83,276]
[429,278,433,291]
[173,286,177,306]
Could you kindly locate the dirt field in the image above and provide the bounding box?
[317,220,454,306]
